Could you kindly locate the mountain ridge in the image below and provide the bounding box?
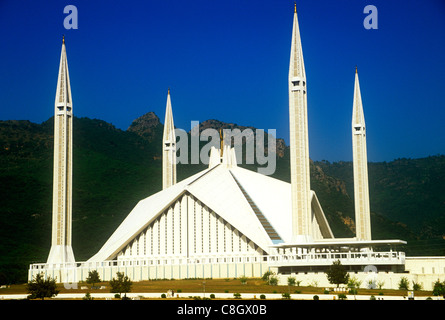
[0,114,443,283]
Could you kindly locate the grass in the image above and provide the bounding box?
[1,278,434,297]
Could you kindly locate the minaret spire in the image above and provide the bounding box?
[288,4,311,241]
[162,88,177,189]
[352,68,372,240]
[47,37,75,264]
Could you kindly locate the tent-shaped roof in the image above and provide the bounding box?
[88,163,331,262]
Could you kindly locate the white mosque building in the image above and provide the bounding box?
[29,5,444,291]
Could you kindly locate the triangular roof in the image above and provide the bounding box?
[88,164,332,262]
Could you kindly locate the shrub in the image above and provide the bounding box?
[398,277,409,290]
[83,292,93,300]
[337,293,347,300]
[313,295,319,300]
[262,271,278,285]
[210,294,215,299]
[161,293,166,298]
[377,280,385,290]
[262,271,274,281]
[348,276,362,289]
[282,292,291,300]
[260,294,266,299]
[269,276,278,286]
[412,281,422,291]
[432,280,445,297]
[348,289,358,295]
[233,293,241,299]
[370,295,376,300]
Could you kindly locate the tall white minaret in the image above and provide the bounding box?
[47,36,75,264]
[352,67,372,240]
[162,88,176,189]
[288,3,312,242]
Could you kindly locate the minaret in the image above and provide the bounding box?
[162,88,176,189]
[47,36,75,264]
[288,3,312,241]
[352,67,372,240]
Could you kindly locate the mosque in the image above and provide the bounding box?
[29,5,444,291]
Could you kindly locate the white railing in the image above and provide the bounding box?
[267,251,405,267]
[29,253,268,271]
[29,251,405,272]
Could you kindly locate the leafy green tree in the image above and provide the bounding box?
[262,271,273,282]
[412,281,422,291]
[269,275,278,286]
[398,277,409,290]
[432,280,445,298]
[262,271,278,285]
[325,260,349,288]
[109,272,132,299]
[26,273,59,300]
[86,270,101,288]
[287,276,296,287]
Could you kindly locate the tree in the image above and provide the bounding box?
[262,271,274,282]
[86,270,101,288]
[325,260,349,288]
[262,271,277,285]
[412,281,422,291]
[287,276,296,287]
[26,273,59,300]
[398,277,409,290]
[432,280,445,298]
[109,272,132,299]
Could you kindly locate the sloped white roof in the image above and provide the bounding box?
[229,166,293,242]
[88,164,324,262]
[88,169,209,262]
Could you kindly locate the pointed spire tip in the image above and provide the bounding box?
[294,2,297,13]
[62,35,65,44]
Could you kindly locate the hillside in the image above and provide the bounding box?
[0,114,444,283]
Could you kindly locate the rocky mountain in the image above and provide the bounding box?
[194,119,287,158]
[0,114,443,283]
[127,111,163,143]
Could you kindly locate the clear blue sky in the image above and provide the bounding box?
[0,0,444,162]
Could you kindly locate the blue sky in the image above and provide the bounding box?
[0,0,444,162]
